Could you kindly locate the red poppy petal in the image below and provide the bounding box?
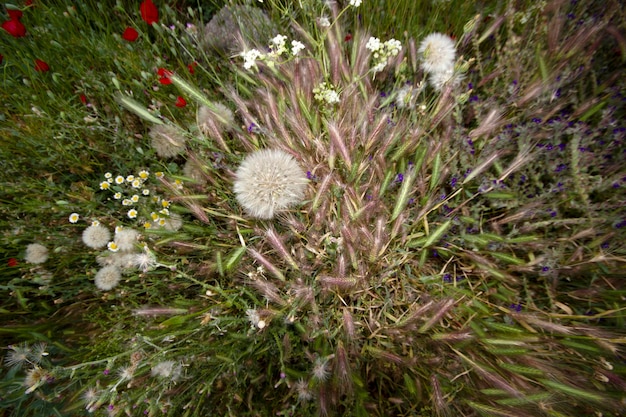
[34,59,49,72]
[2,19,26,37]
[7,10,23,20]
[175,96,187,107]
[140,0,159,25]
[122,27,139,42]
[8,258,18,267]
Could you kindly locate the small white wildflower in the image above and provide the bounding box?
[349,0,362,7]
[242,49,263,71]
[107,241,120,252]
[94,266,121,291]
[68,213,80,223]
[115,175,124,185]
[319,16,330,28]
[366,36,381,52]
[291,40,305,56]
[24,243,49,264]
[104,172,112,179]
[269,34,288,57]
[313,82,340,105]
[127,209,138,219]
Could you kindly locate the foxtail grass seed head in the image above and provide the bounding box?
[82,223,111,249]
[24,243,49,264]
[94,265,122,291]
[149,124,186,158]
[234,149,308,219]
[418,32,456,74]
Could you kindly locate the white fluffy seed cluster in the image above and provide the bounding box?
[94,265,121,291]
[418,32,458,91]
[149,124,187,158]
[82,224,111,249]
[24,243,49,264]
[234,149,308,219]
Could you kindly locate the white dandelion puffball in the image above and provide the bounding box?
[149,124,187,158]
[418,32,456,74]
[114,228,139,252]
[24,243,49,264]
[82,224,111,249]
[94,265,121,291]
[234,149,308,219]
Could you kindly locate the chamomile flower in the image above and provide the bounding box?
[125,175,135,183]
[69,212,80,223]
[142,189,150,196]
[127,209,138,219]
[107,241,120,252]
[100,181,110,190]
[130,194,140,203]
[115,175,125,185]
[131,179,142,188]
[138,170,149,179]
[104,172,112,179]
[114,192,122,200]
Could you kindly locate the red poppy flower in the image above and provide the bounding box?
[187,62,197,74]
[7,10,23,20]
[25,0,34,6]
[2,19,26,37]
[34,59,49,72]
[175,96,186,107]
[344,33,353,42]
[7,258,18,267]
[157,67,172,84]
[0,54,3,64]
[140,0,159,25]
[79,94,88,105]
[122,27,139,42]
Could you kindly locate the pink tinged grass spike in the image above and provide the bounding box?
[342,308,355,340]
[265,228,299,271]
[248,248,285,281]
[462,151,504,185]
[418,298,456,333]
[328,123,352,170]
[318,275,357,290]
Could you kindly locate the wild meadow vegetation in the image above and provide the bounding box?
[1,0,625,416]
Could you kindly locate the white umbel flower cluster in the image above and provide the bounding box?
[366,36,402,73]
[234,149,308,219]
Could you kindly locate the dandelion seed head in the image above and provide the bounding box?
[114,228,140,252]
[94,266,121,291]
[24,243,49,264]
[234,149,308,219]
[149,125,186,158]
[418,32,456,74]
[82,224,111,249]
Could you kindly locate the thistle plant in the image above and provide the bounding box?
[1,1,625,416]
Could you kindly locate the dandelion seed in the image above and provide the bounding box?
[82,224,111,249]
[24,366,49,394]
[95,266,121,291]
[3,343,31,369]
[312,357,330,381]
[24,243,48,264]
[234,149,308,219]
